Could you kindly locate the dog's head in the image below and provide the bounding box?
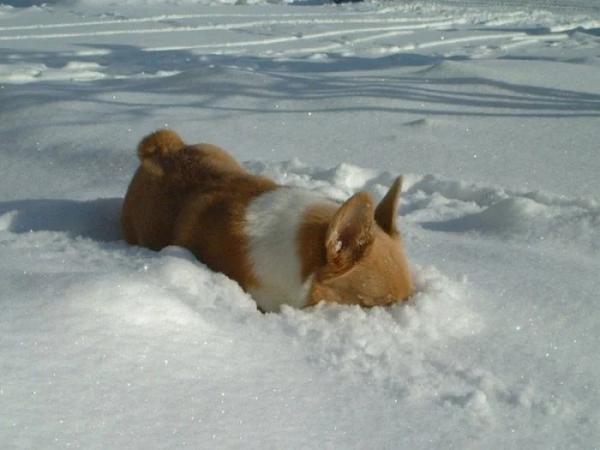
[307,177,414,307]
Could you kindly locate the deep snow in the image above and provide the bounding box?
[1,0,599,448]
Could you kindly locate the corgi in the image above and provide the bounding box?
[121,129,414,312]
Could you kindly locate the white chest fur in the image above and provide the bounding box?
[244,187,334,312]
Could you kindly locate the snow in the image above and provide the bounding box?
[1,0,599,448]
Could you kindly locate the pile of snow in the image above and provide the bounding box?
[0,0,598,448]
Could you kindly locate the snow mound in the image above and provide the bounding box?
[0,61,106,83]
[94,246,482,396]
[32,228,548,425]
[429,196,599,247]
[407,174,600,252]
[0,61,179,84]
[66,245,259,333]
[82,243,485,403]
[275,265,482,396]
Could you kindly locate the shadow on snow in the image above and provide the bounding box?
[0,198,123,242]
[1,44,599,119]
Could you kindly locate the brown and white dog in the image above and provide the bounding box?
[121,129,414,312]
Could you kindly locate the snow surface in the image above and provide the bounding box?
[1,0,599,448]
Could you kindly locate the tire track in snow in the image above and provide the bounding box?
[392,32,528,52]
[143,29,564,57]
[281,30,547,57]
[499,33,570,50]
[0,19,460,42]
[273,30,416,57]
[144,26,417,53]
[0,14,451,32]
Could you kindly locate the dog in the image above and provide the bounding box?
[121,129,414,312]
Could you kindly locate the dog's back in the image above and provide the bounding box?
[121,130,277,292]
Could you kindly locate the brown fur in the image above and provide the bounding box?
[122,129,414,310]
[374,176,403,236]
[297,203,337,281]
[122,129,276,291]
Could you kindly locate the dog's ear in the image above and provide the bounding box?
[375,176,403,236]
[325,192,375,273]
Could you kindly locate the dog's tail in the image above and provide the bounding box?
[137,129,186,178]
[136,129,248,188]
